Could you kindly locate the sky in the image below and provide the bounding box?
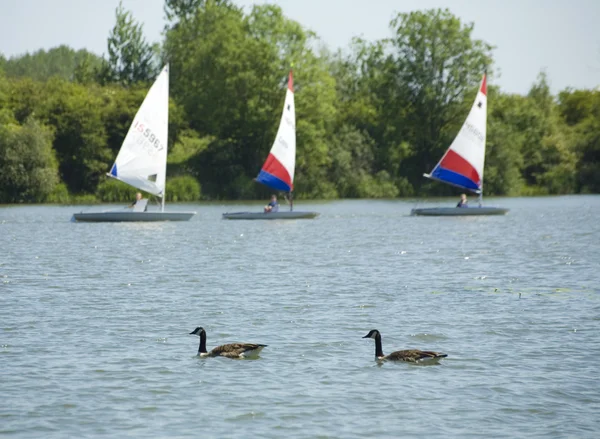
[1,0,599,95]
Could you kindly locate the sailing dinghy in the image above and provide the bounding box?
[72,65,196,222]
[411,74,508,216]
[222,71,318,220]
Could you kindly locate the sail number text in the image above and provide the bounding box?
[463,122,484,143]
[133,121,164,154]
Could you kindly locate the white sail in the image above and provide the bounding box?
[108,65,170,197]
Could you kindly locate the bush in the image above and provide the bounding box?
[520,185,549,196]
[45,183,71,203]
[71,193,99,204]
[165,176,201,202]
[96,175,201,202]
[0,118,59,203]
[394,176,415,197]
[355,171,401,198]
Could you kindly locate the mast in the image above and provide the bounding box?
[162,63,169,213]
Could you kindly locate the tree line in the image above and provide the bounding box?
[1,0,598,203]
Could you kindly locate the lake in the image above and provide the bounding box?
[1,196,599,438]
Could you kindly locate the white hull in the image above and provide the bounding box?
[222,211,318,220]
[411,207,509,216]
[72,211,196,222]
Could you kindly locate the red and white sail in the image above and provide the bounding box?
[426,74,487,193]
[256,70,296,192]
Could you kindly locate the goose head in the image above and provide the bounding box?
[363,329,380,339]
[189,327,206,336]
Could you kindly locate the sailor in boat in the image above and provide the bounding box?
[264,194,279,213]
[129,192,148,212]
[456,193,468,208]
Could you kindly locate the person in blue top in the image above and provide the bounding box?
[456,193,468,208]
[264,194,279,213]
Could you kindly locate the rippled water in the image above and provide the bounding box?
[1,196,599,438]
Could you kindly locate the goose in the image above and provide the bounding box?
[363,329,447,363]
[189,327,267,358]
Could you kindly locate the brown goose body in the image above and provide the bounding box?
[363,329,447,363]
[190,327,267,358]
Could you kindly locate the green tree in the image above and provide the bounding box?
[164,2,337,199]
[328,125,399,198]
[520,72,554,187]
[485,88,525,195]
[558,88,600,192]
[164,0,233,23]
[100,1,156,86]
[0,70,10,122]
[0,118,59,203]
[517,72,577,194]
[164,1,245,137]
[387,9,494,190]
[42,79,111,193]
[2,4,596,202]
[1,46,102,82]
[6,76,48,123]
[340,9,493,195]
[0,54,7,73]
[73,52,103,84]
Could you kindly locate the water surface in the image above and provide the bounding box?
[1,196,599,438]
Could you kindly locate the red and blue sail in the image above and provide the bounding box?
[256,71,296,193]
[426,74,487,193]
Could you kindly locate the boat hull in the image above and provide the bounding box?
[222,211,318,220]
[411,207,509,216]
[72,211,196,222]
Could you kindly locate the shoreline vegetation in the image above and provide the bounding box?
[0,194,587,208]
[1,1,599,205]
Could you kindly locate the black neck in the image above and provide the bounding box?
[198,332,207,354]
[374,334,384,358]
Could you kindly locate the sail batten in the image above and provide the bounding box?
[109,65,170,197]
[256,70,296,192]
[426,74,487,193]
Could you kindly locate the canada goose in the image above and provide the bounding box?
[189,327,267,358]
[363,329,447,363]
